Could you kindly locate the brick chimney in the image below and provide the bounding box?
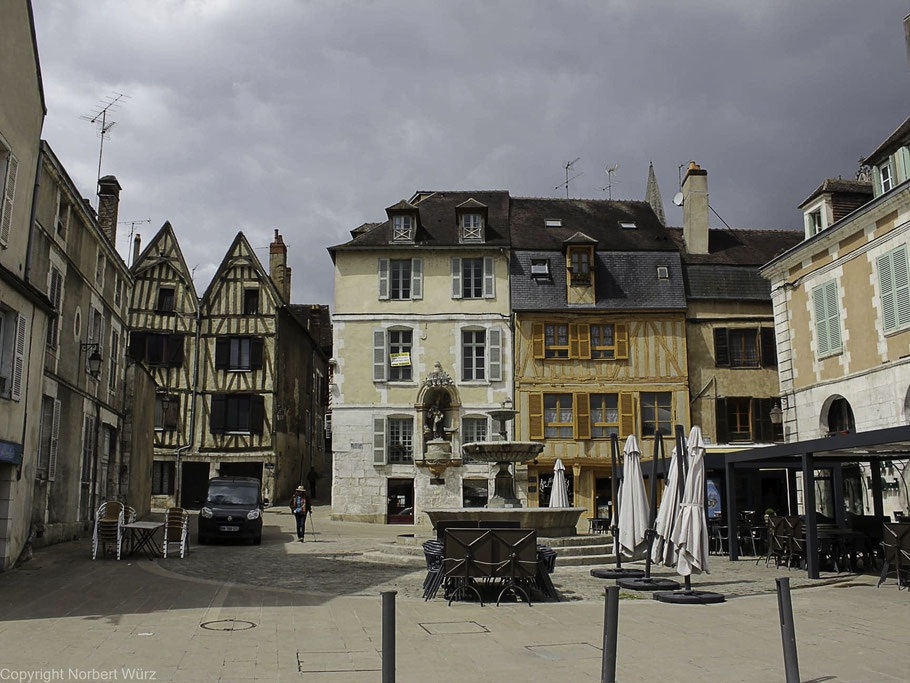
[681,162,709,255]
[97,175,121,244]
[269,229,291,301]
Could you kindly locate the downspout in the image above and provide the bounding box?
[176,298,202,505]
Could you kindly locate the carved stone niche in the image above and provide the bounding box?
[415,362,461,476]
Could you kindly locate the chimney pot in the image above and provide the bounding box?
[97,175,122,244]
[682,162,709,255]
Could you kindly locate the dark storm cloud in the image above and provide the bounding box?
[31,1,910,305]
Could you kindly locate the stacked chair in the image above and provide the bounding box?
[163,507,190,559]
[92,501,126,560]
[878,523,910,589]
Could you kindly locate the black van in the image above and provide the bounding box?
[198,476,263,545]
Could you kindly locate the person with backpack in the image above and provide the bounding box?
[290,486,312,541]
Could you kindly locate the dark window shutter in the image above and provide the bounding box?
[210,394,226,433]
[250,337,264,370]
[715,397,728,443]
[760,327,778,367]
[749,398,762,443]
[215,338,229,369]
[167,335,184,367]
[250,395,265,434]
[758,398,775,443]
[713,328,730,366]
[128,332,146,360]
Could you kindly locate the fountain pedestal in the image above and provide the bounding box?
[490,462,521,508]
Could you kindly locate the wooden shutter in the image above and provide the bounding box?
[250,337,264,369]
[619,392,634,438]
[411,258,423,299]
[451,258,462,298]
[373,416,386,464]
[250,395,265,435]
[715,397,729,444]
[373,329,387,381]
[813,286,829,355]
[167,334,184,367]
[483,256,495,298]
[760,327,777,367]
[879,251,896,332]
[894,246,910,328]
[713,327,730,366]
[568,323,581,358]
[128,331,146,361]
[378,258,389,300]
[11,313,26,401]
[0,154,18,246]
[215,338,229,368]
[488,327,502,381]
[528,393,544,440]
[615,323,629,360]
[575,393,591,440]
[210,394,226,433]
[531,323,545,359]
[749,397,761,443]
[577,323,591,359]
[824,280,841,351]
[758,398,775,443]
[48,398,61,481]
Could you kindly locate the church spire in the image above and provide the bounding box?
[645,161,666,226]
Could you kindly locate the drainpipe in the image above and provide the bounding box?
[175,299,203,506]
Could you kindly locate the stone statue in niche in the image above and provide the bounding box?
[427,403,446,440]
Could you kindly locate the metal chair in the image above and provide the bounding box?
[162,507,189,559]
[878,523,910,589]
[422,539,445,601]
[92,501,125,560]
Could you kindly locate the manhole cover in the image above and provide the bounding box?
[200,619,257,631]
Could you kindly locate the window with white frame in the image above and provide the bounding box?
[46,267,63,349]
[462,416,488,443]
[812,280,842,357]
[462,329,486,381]
[378,258,423,301]
[387,417,413,463]
[388,329,412,381]
[0,140,18,247]
[461,213,483,242]
[392,214,414,242]
[451,257,494,299]
[809,209,823,235]
[878,244,910,333]
[54,191,69,240]
[880,160,894,193]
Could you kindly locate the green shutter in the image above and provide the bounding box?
[813,285,830,356]
[825,280,841,351]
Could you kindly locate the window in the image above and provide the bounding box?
[462,417,488,443]
[809,210,823,235]
[243,289,260,315]
[531,259,550,277]
[95,250,105,286]
[715,397,782,443]
[46,267,62,349]
[37,395,60,480]
[215,336,264,371]
[388,418,413,463]
[620,222,637,230]
[714,327,776,367]
[209,394,265,434]
[463,480,488,507]
[0,308,26,399]
[545,219,562,227]
[657,266,669,280]
[812,280,842,357]
[461,213,483,242]
[0,144,18,247]
[108,330,119,390]
[129,332,185,367]
[152,461,175,495]
[392,214,414,242]
[728,329,758,367]
[544,323,569,358]
[640,392,672,437]
[880,161,894,193]
[590,394,619,438]
[543,394,574,439]
[155,394,180,431]
[568,247,592,284]
[726,397,751,441]
[878,245,910,332]
[451,257,494,299]
[378,258,422,301]
[591,324,616,359]
[54,192,69,239]
[114,276,122,307]
[461,329,486,381]
[388,329,412,381]
[156,287,175,312]
[533,322,629,360]
[88,308,103,375]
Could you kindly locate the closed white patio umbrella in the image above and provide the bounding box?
[617,435,650,558]
[651,445,687,566]
[670,426,711,576]
[549,459,570,508]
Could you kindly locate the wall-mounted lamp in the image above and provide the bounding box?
[81,342,103,377]
[769,403,783,425]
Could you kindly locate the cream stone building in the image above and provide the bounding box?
[329,191,513,524]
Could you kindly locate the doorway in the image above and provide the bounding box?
[387,478,414,524]
[180,461,210,509]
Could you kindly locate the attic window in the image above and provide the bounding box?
[461,213,483,242]
[545,219,562,228]
[392,214,414,242]
[620,222,637,230]
[657,266,669,280]
[530,259,550,277]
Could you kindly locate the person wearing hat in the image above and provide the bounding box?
[290,486,312,541]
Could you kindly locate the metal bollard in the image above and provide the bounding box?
[601,585,619,683]
[381,590,397,683]
[775,577,800,683]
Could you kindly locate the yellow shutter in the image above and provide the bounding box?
[529,393,544,439]
[619,392,635,438]
[575,393,590,440]
[568,323,580,358]
[578,323,591,358]
[615,323,629,359]
[532,323,545,359]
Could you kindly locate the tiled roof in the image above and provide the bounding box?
[666,227,801,266]
[510,251,687,311]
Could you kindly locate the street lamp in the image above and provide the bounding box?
[81,342,103,377]
[769,403,783,425]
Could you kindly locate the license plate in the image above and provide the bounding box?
[219,525,240,532]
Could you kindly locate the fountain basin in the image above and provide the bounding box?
[423,507,587,537]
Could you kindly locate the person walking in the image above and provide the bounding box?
[306,466,319,500]
[290,486,312,541]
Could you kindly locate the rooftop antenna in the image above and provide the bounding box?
[602,164,619,200]
[555,158,582,199]
[119,218,150,266]
[81,92,129,205]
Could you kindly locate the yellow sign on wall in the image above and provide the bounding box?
[390,352,411,367]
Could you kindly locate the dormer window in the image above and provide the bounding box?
[392,214,414,242]
[880,161,893,193]
[567,246,593,285]
[461,213,483,242]
[619,222,637,230]
[531,259,550,277]
[657,266,669,280]
[809,210,823,235]
[545,219,562,228]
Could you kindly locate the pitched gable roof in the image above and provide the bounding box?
[201,231,284,307]
[130,221,199,303]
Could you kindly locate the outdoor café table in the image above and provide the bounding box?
[124,521,164,560]
[817,527,869,572]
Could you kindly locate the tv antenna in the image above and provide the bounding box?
[119,218,150,266]
[555,158,582,199]
[81,92,129,204]
[602,164,619,200]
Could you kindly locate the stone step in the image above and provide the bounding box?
[543,534,614,547]
[556,553,617,567]
[554,543,615,558]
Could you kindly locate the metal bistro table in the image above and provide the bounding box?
[124,521,164,560]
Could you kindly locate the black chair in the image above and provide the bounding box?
[422,539,445,601]
[878,523,910,589]
[763,516,789,567]
[489,528,538,605]
[535,544,559,601]
[443,528,495,605]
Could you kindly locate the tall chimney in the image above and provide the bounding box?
[269,229,291,301]
[682,162,709,255]
[132,233,142,267]
[97,175,121,244]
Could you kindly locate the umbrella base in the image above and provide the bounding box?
[617,576,681,591]
[652,589,725,604]
[590,567,645,579]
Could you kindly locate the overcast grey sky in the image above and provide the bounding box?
[31,1,910,306]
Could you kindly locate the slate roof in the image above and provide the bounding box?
[798,178,873,209]
[288,304,332,355]
[683,265,771,301]
[329,190,510,252]
[862,114,910,166]
[665,227,801,266]
[510,250,686,311]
